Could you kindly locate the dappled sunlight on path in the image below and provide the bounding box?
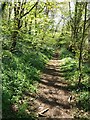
[33,59,75,118]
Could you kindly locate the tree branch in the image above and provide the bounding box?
[20,0,39,19]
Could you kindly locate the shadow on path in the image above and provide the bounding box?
[32,59,75,118]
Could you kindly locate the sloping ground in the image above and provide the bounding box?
[32,59,76,118]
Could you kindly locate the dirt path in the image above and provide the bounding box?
[32,58,75,118]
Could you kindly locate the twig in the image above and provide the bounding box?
[38,108,49,115]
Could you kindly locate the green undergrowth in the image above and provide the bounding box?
[60,47,74,59]
[59,47,90,113]
[2,49,50,118]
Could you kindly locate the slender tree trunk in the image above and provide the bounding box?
[69,2,72,38]
[8,2,12,21]
[10,3,18,52]
[88,3,90,63]
[35,4,37,35]
[78,2,87,85]
[10,2,23,51]
[74,2,78,40]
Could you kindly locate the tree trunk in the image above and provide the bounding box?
[10,3,18,52]
[35,4,37,35]
[78,2,87,85]
[10,2,23,52]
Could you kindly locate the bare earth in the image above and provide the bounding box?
[32,58,76,118]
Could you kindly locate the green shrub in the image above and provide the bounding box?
[77,92,90,111]
[60,48,74,59]
[2,49,48,118]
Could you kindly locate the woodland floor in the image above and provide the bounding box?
[29,56,77,118]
